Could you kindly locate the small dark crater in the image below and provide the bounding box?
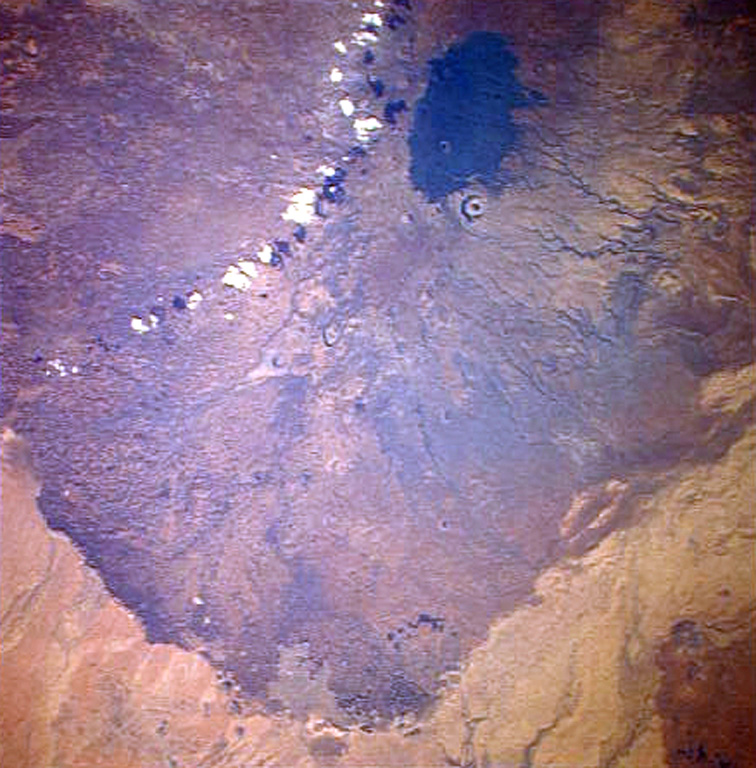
[293,224,307,242]
[363,49,375,65]
[386,13,407,30]
[251,470,272,486]
[322,320,342,348]
[368,76,385,97]
[460,194,485,221]
[318,167,348,209]
[172,295,187,310]
[383,99,407,125]
[416,612,445,632]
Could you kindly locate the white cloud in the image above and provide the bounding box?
[362,12,382,27]
[130,316,151,334]
[354,116,383,141]
[222,265,252,291]
[282,187,317,225]
[257,244,274,264]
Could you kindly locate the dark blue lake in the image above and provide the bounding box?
[409,31,540,201]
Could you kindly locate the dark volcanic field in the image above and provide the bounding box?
[2,0,754,727]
